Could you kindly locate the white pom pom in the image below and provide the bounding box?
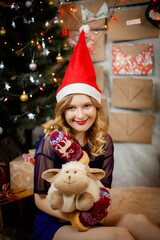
[79,25,90,34]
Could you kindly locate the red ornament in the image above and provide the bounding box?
[60,29,69,38]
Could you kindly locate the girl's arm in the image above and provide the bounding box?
[34,193,70,222]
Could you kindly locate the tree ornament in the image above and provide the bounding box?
[14,116,18,123]
[0,27,6,36]
[56,52,63,63]
[15,50,22,56]
[48,0,54,6]
[25,1,32,7]
[60,19,64,24]
[4,82,11,91]
[0,127,3,135]
[60,29,69,38]
[63,43,69,50]
[10,76,17,80]
[29,59,37,71]
[27,113,35,119]
[36,43,42,51]
[42,49,50,56]
[20,91,29,102]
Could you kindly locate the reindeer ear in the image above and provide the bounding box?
[87,168,105,181]
[41,169,60,183]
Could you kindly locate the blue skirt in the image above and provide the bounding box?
[33,213,69,240]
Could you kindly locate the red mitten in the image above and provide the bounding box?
[79,188,111,227]
[70,188,111,231]
[50,131,89,164]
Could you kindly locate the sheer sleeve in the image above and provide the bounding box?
[34,134,67,194]
[34,135,56,194]
[100,134,114,188]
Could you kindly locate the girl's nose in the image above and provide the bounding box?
[76,108,84,118]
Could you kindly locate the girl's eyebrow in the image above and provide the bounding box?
[83,101,93,105]
[67,101,92,106]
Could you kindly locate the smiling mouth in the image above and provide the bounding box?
[63,180,76,184]
[75,120,88,125]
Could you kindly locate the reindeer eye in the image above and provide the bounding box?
[73,171,77,174]
[66,171,69,173]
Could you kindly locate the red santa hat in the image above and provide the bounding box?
[56,30,102,103]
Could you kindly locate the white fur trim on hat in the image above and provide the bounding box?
[56,83,101,103]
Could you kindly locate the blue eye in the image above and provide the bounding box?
[73,171,77,174]
[66,171,69,173]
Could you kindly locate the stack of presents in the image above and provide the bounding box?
[0,150,35,233]
[59,0,159,144]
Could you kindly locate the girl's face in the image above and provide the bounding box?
[64,94,97,135]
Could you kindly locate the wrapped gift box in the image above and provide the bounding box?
[10,156,34,190]
[0,189,34,231]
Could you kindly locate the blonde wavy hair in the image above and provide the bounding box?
[42,94,108,156]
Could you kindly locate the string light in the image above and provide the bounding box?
[53,77,57,83]
[45,21,49,27]
[40,87,44,91]
[0,61,5,69]
[70,6,77,15]
[11,3,15,9]
[30,76,35,83]
[12,21,16,28]
[4,98,8,102]
[111,16,117,20]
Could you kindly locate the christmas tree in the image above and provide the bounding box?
[0,0,72,154]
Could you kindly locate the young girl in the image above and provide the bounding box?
[33,30,160,240]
